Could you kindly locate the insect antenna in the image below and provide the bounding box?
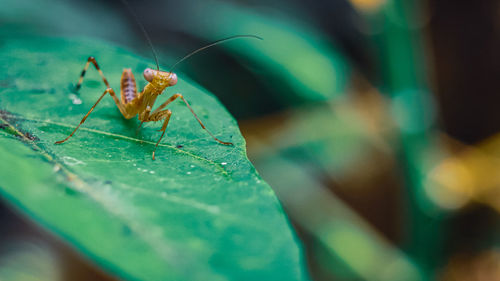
[119,0,160,70]
[169,35,263,72]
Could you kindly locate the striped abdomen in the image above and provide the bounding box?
[120,69,138,104]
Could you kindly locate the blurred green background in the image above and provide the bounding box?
[1,0,500,280]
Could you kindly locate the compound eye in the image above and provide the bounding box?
[169,73,178,86]
[143,68,154,82]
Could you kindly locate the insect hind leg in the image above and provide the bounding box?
[55,88,126,144]
[151,93,233,146]
[75,57,111,91]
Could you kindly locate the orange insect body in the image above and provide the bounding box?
[55,58,231,160]
[118,68,177,120]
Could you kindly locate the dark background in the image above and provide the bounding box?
[1,0,500,280]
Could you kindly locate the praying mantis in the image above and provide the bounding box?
[53,2,261,160]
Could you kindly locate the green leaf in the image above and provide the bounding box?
[0,35,307,281]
